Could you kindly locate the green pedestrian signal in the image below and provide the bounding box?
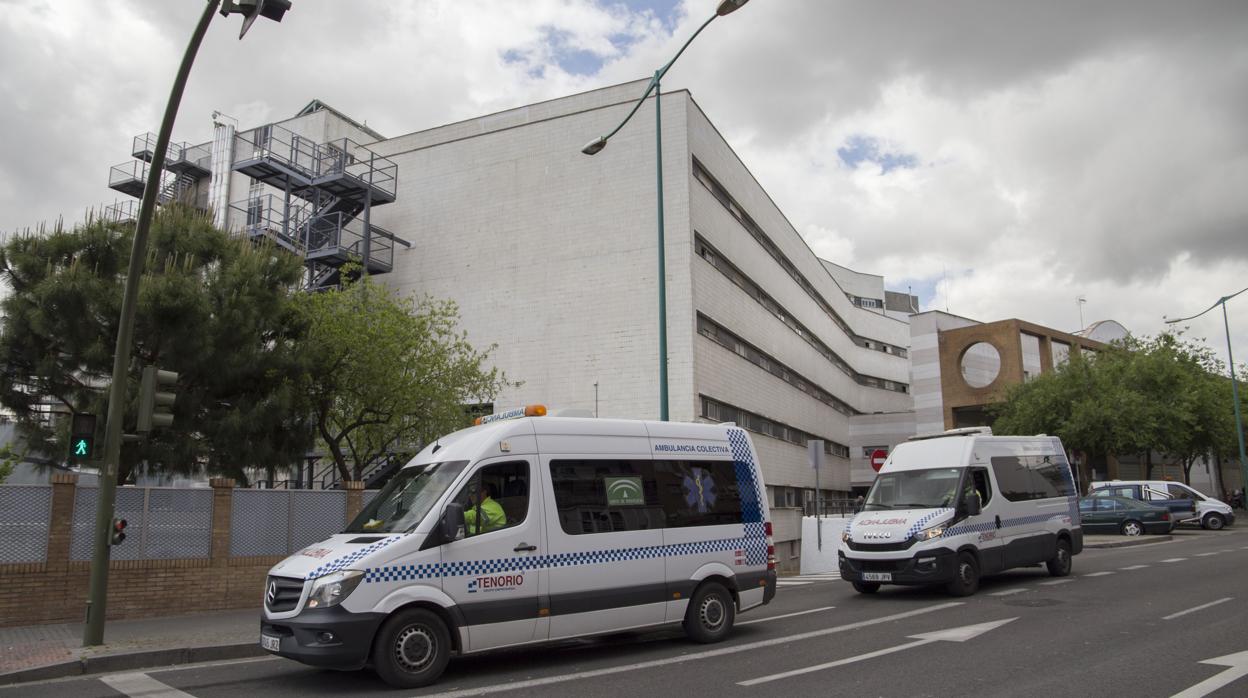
[69,413,97,460]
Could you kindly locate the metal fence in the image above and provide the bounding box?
[0,485,51,563]
[230,489,348,557]
[0,483,371,565]
[70,486,213,561]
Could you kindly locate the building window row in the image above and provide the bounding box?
[850,296,883,310]
[695,235,909,394]
[696,313,859,417]
[692,158,908,359]
[700,394,851,459]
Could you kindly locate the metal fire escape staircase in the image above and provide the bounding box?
[227,122,409,290]
[106,132,212,218]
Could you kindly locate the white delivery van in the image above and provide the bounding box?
[840,428,1082,596]
[1090,479,1235,530]
[260,408,777,688]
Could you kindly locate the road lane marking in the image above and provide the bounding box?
[776,581,812,586]
[737,618,1018,686]
[1084,571,1115,577]
[1161,558,1188,563]
[1121,565,1150,570]
[1163,597,1233,621]
[738,606,835,626]
[1038,579,1073,586]
[1171,649,1248,698]
[988,588,1029,597]
[1195,552,1219,557]
[99,672,195,698]
[421,602,964,697]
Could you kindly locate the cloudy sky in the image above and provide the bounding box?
[2,0,1246,367]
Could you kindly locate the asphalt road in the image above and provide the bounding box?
[8,527,1248,698]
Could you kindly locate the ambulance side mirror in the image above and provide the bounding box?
[442,503,465,543]
[965,495,981,517]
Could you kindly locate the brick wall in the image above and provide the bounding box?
[0,475,368,628]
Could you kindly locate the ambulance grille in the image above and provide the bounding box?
[846,539,914,552]
[265,575,304,613]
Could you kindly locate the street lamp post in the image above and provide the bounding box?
[1164,286,1248,502]
[83,0,290,647]
[580,0,750,422]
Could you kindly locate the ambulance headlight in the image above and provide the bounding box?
[912,525,946,542]
[306,570,364,609]
[841,530,851,543]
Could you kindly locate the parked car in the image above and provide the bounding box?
[1091,480,1235,530]
[1089,483,1198,528]
[1078,496,1172,536]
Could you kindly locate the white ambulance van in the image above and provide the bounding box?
[839,428,1082,596]
[260,408,777,688]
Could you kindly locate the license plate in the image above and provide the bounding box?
[260,634,281,652]
[862,572,892,582]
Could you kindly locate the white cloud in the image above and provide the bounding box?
[1,0,1246,368]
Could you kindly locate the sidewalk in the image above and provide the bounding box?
[0,607,262,685]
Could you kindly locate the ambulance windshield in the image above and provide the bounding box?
[863,467,963,511]
[344,460,469,533]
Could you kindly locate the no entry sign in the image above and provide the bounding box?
[870,449,888,472]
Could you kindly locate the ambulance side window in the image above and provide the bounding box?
[452,461,529,537]
[969,468,992,507]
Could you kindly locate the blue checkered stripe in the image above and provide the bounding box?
[307,535,403,580]
[364,535,754,584]
[944,502,1080,538]
[728,428,768,564]
[905,508,954,538]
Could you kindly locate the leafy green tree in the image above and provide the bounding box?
[298,270,512,482]
[994,331,1244,484]
[0,206,314,484]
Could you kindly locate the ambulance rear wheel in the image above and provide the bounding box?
[1046,539,1072,577]
[946,552,979,597]
[373,608,451,689]
[684,582,735,644]
[852,581,880,594]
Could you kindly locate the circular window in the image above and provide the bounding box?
[960,342,1001,388]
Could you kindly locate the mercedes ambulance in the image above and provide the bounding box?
[839,428,1082,596]
[259,407,777,687]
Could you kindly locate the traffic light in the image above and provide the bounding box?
[110,518,127,546]
[137,366,178,433]
[69,413,97,460]
[219,0,292,38]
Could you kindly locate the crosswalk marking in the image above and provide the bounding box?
[100,672,195,698]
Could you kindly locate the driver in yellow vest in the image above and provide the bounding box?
[464,482,506,535]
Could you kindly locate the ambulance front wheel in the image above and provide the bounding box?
[945,552,980,597]
[372,608,452,689]
[684,582,735,643]
[851,581,880,594]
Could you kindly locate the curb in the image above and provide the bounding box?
[0,642,264,686]
[1083,534,1172,549]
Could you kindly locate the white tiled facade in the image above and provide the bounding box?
[364,82,913,554]
[140,82,922,563]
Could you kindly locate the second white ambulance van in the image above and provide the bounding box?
[840,428,1082,596]
[259,408,777,687]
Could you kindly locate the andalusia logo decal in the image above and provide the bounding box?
[605,476,644,506]
[683,467,717,513]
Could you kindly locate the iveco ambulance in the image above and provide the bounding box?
[840,428,1082,596]
[260,407,777,688]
